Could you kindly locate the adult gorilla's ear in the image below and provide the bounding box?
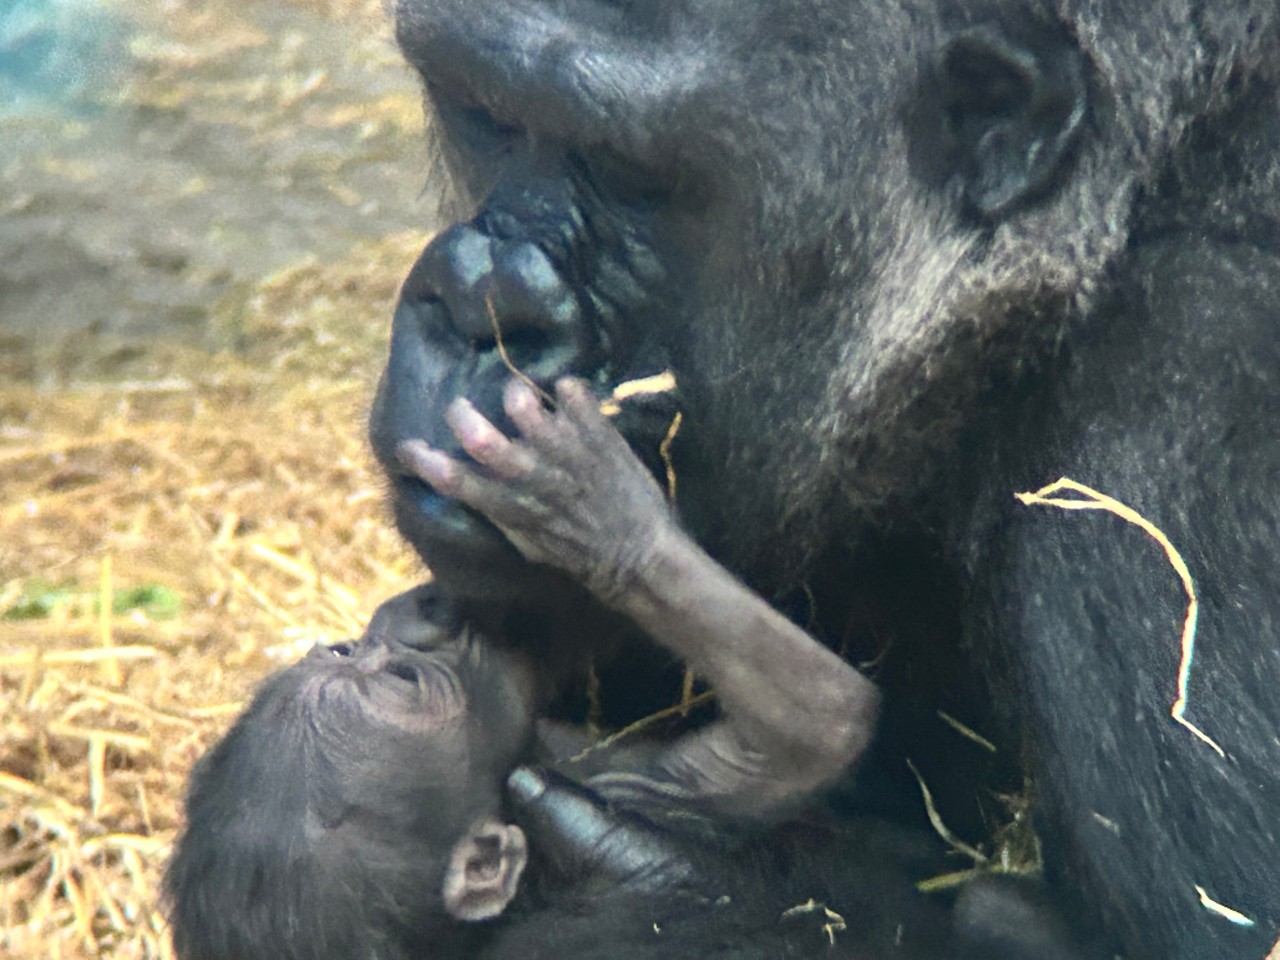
[939,23,1087,218]
[442,817,528,922]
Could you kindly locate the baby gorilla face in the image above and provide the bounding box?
[165,585,540,960]
[299,585,540,845]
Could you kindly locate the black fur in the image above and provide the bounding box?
[370,2,1280,957]
[165,633,1090,960]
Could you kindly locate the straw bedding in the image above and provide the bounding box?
[0,232,424,959]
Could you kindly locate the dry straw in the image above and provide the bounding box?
[0,228,426,957]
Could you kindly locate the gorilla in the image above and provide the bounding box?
[367,1,1280,958]
[165,381,1088,959]
[163,591,1066,960]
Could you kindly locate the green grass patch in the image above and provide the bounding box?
[4,579,182,621]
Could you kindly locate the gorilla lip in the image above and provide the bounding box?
[396,473,513,550]
[373,659,467,728]
[392,368,677,541]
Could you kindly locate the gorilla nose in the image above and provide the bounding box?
[371,219,606,602]
[419,223,590,380]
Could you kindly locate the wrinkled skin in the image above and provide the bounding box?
[399,377,672,607]
[370,1,1280,957]
[400,375,882,818]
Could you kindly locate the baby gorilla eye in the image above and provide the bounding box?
[387,662,420,684]
[328,642,356,657]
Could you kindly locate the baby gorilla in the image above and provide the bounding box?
[164,585,549,960]
[165,378,1085,960]
[165,378,883,958]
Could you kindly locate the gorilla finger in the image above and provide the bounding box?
[445,398,536,478]
[504,378,554,442]
[398,439,511,512]
[401,441,570,538]
[397,440,466,497]
[507,767,694,891]
[557,377,643,462]
[555,377,607,426]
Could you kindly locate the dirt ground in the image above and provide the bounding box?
[0,1,439,955]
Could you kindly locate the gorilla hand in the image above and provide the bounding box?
[397,377,674,607]
[506,766,695,896]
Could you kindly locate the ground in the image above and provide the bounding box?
[0,2,436,955]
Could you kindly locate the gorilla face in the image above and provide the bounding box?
[369,1,945,598]
[357,2,1280,955]
[369,0,1098,604]
[165,585,542,960]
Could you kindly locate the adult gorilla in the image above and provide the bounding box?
[369,1,1280,957]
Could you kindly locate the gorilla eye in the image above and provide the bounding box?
[387,662,419,684]
[944,42,1031,123]
[436,96,524,160]
[571,147,671,209]
[328,642,355,657]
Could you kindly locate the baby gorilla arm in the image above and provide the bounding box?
[398,377,879,816]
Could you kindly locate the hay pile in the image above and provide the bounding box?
[0,235,426,958]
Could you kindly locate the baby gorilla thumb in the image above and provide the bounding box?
[506,766,694,895]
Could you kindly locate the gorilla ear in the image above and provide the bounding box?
[941,25,1086,218]
[442,818,528,922]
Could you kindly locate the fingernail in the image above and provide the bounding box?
[447,399,490,440]
[397,442,453,487]
[557,377,589,406]
[507,766,547,803]
[506,378,534,409]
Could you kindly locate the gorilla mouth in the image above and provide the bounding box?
[371,209,681,599]
[386,394,680,602]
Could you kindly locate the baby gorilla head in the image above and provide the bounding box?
[164,586,539,960]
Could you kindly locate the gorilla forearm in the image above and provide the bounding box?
[611,521,879,813]
[401,378,879,816]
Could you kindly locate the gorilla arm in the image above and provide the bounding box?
[398,377,879,817]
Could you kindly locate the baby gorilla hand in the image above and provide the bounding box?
[506,766,696,896]
[397,377,674,606]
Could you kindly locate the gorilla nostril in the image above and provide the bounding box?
[420,224,497,340]
[491,241,580,332]
[473,326,553,360]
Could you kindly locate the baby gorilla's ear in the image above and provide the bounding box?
[442,817,528,921]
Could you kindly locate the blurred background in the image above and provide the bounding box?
[0,1,439,954]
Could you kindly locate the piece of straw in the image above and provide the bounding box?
[1015,477,1225,758]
